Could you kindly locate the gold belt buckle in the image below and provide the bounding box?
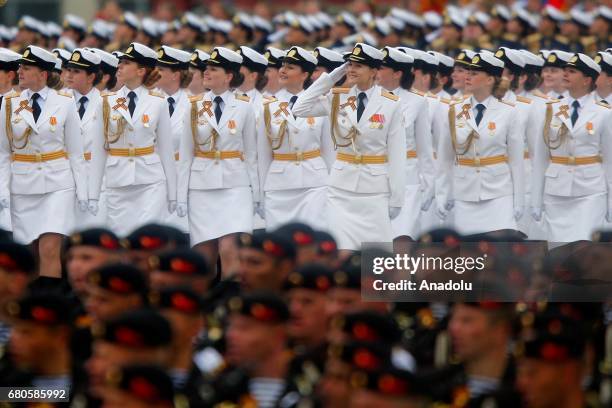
[214,150,221,160]
[474,156,481,167]
[296,151,304,161]
[354,153,362,164]
[35,153,42,162]
[568,156,575,165]
[128,147,136,157]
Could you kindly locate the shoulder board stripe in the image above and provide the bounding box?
[382,90,399,101]
[188,95,203,103]
[440,98,451,104]
[332,87,350,94]
[57,91,73,98]
[149,91,164,98]
[101,91,116,97]
[500,100,515,107]
[263,97,277,105]
[596,101,611,109]
[235,94,250,102]
[409,89,425,97]
[516,96,532,104]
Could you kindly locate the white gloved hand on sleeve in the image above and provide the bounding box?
[78,200,88,212]
[168,200,177,214]
[176,202,188,218]
[87,200,99,216]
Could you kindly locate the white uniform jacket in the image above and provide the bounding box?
[292,72,406,208]
[177,90,260,203]
[257,89,334,192]
[437,96,525,208]
[99,86,177,201]
[0,87,87,200]
[531,96,612,208]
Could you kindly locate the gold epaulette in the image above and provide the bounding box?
[526,33,541,44]
[263,96,277,105]
[332,87,350,94]
[501,100,515,107]
[101,91,116,97]
[149,91,164,98]
[580,36,596,46]
[516,96,532,104]
[440,97,451,104]
[409,89,425,97]
[5,91,21,99]
[555,35,569,45]
[546,98,561,104]
[382,90,398,101]
[596,101,611,109]
[532,90,549,100]
[57,90,72,98]
[426,92,438,99]
[188,95,203,103]
[235,93,250,102]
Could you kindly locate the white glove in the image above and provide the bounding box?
[329,62,349,83]
[513,207,524,221]
[420,190,435,212]
[444,200,455,211]
[176,202,188,218]
[436,203,448,220]
[87,200,99,216]
[389,206,401,220]
[531,206,542,222]
[606,209,612,223]
[78,200,88,212]
[254,202,266,219]
[168,200,177,214]
[0,198,9,212]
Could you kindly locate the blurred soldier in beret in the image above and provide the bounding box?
[86,308,173,400]
[101,364,175,408]
[65,228,123,299]
[124,223,189,270]
[85,263,148,324]
[3,291,74,390]
[148,247,214,294]
[236,231,296,293]
[276,222,319,266]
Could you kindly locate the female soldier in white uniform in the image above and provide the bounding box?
[437,52,525,235]
[99,42,177,236]
[64,48,107,229]
[155,45,192,235]
[0,46,88,277]
[376,46,435,241]
[257,46,334,231]
[177,47,259,272]
[531,53,612,242]
[292,43,405,251]
[0,48,21,234]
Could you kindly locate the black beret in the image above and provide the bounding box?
[285,263,333,292]
[5,291,74,325]
[313,230,338,255]
[227,291,289,323]
[417,228,462,246]
[67,228,121,251]
[148,248,211,277]
[124,223,180,251]
[275,222,316,247]
[94,309,172,347]
[88,263,148,295]
[106,364,174,404]
[150,286,202,315]
[332,311,401,344]
[517,313,586,362]
[349,365,421,396]
[328,341,392,372]
[0,241,36,274]
[236,231,296,260]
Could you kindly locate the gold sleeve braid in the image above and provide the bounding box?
[543,103,565,150]
[191,100,218,152]
[263,102,287,150]
[5,98,32,150]
[448,103,477,157]
[102,95,126,149]
[330,93,358,150]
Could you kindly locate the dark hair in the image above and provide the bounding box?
[179,70,193,89]
[47,71,63,90]
[255,71,268,91]
[509,73,520,91]
[228,69,245,88]
[443,76,454,93]
[399,70,414,90]
[523,73,541,91]
[143,66,160,88]
[429,74,439,91]
[93,70,103,86]
[492,76,507,99]
[104,72,118,90]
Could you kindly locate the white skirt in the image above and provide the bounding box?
[517,192,547,240]
[106,181,168,237]
[0,202,11,232]
[189,187,253,245]
[265,186,328,231]
[12,188,76,244]
[392,184,421,239]
[544,192,605,242]
[73,189,109,232]
[327,186,391,251]
[164,207,190,234]
[452,195,516,235]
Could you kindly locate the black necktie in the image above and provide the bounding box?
[127,91,137,117]
[289,95,297,118]
[214,96,223,123]
[557,94,564,100]
[31,92,41,122]
[571,100,579,126]
[78,96,88,120]
[475,103,486,126]
[167,97,175,117]
[357,92,367,122]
